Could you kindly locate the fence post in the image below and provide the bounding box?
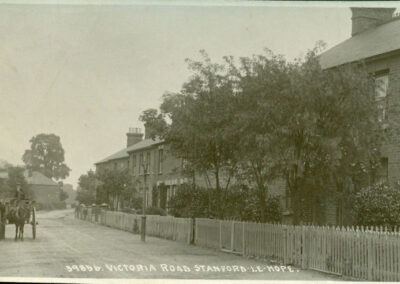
[301,225,307,269]
[283,227,288,265]
[368,233,373,280]
[189,218,194,245]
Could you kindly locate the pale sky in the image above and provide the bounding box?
[0,1,394,188]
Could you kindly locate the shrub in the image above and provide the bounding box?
[354,182,400,228]
[168,184,212,218]
[122,208,137,214]
[131,197,143,211]
[240,194,282,223]
[168,183,282,222]
[145,206,167,216]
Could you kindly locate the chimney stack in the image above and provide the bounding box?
[126,127,143,147]
[351,7,396,37]
[144,125,150,140]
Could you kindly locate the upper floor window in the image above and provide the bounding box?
[139,153,144,175]
[147,152,151,169]
[131,155,136,175]
[375,73,389,122]
[158,149,164,174]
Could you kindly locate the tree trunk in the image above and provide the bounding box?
[258,185,267,223]
[290,183,301,225]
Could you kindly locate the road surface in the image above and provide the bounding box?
[0,209,340,281]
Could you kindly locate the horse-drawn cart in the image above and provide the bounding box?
[0,198,37,240]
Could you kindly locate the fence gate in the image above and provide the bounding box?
[219,220,244,255]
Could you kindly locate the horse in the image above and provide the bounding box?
[7,206,30,241]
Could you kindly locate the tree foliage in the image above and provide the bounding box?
[139,108,168,139]
[161,50,239,219]
[226,49,291,222]
[76,170,97,205]
[96,168,136,210]
[22,134,71,180]
[1,166,34,200]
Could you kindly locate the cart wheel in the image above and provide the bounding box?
[32,207,36,240]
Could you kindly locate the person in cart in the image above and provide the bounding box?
[14,183,25,201]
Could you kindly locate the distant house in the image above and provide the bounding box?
[318,7,400,225]
[23,170,60,207]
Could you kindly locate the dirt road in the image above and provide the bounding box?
[0,209,339,281]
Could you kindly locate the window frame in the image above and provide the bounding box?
[158,149,164,174]
[374,71,389,122]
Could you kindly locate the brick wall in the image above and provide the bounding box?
[96,157,129,173]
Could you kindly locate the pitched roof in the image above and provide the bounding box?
[0,170,58,186]
[24,170,58,186]
[319,17,400,69]
[95,137,164,165]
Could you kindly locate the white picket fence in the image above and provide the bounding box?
[146,215,192,243]
[195,219,400,281]
[76,210,400,281]
[77,209,192,244]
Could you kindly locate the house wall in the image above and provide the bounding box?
[313,53,400,226]
[366,53,400,185]
[30,184,60,206]
[96,158,129,173]
[129,143,186,208]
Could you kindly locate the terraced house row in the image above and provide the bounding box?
[95,128,186,210]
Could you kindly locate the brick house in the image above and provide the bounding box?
[318,7,400,225]
[95,128,188,210]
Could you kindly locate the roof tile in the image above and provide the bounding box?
[95,137,163,165]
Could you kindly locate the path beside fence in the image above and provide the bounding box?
[77,209,400,281]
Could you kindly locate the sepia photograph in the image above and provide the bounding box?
[1,1,400,282]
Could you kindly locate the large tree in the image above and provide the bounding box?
[226,49,291,222]
[22,134,71,180]
[160,51,239,219]
[275,45,385,224]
